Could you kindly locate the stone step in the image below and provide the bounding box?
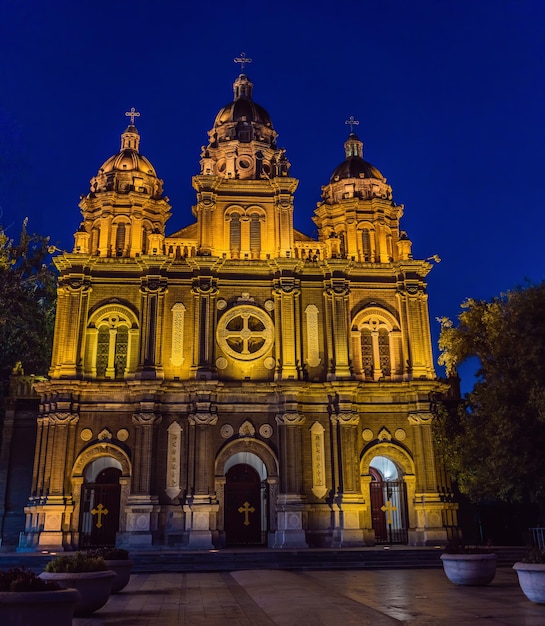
[0,546,527,573]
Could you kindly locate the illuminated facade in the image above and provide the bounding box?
[19,71,456,550]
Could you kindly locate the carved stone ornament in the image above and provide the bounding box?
[264,356,276,370]
[239,420,256,436]
[80,428,93,441]
[217,299,227,310]
[220,424,234,438]
[188,413,218,426]
[362,428,374,441]
[275,413,305,426]
[132,413,163,426]
[48,412,79,425]
[98,428,112,440]
[259,424,273,438]
[395,428,407,441]
[377,426,392,441]
[407,412,434,425]
[117,428,129,441]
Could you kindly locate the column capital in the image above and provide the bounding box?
[188,413,218,426]
[132,412,162,426]
[408,411,434,425]
[331,412,360,426]
[275,412,305,426]
[46,412,79,425]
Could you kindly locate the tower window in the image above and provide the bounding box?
[250,213,261,256]
[230,214,241,257]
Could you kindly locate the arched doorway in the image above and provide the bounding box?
[369,456,409,544]
[79,458,122,548]
[225,463,263,546]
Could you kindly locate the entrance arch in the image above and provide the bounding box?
[361,444,414,545]
[215,440,279,547]
[72,443,132,548]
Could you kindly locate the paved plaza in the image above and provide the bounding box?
[73,567,545,625]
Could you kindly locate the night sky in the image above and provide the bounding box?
[1,0,543,387]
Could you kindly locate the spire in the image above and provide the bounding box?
[121,108,141,151]
[233,53,254,99]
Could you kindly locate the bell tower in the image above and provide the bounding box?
[75,109,171,258]
[192,57,298,259]
[313,117,412,263]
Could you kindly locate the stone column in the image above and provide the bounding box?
[408,411,448,545]
[120,412,162,547]
[273,412,308,548]
[190,279,218,380]
[273,280,301,381]
[138,277,167,378]
[324,280,351,379]
[50,278,90,378]
[184,411,219,549]
[25,412,79,550]
[330,412,365,546]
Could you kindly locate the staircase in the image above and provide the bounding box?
[0,546,527,573]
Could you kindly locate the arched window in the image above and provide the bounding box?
[339,231,346,257]
[115,223,126,256]
[356,311,400,381]
[95,320,129,379]
[230,213,241,258]
[86,306,139,379]
[362,229,371,261]
[250,213,261,257]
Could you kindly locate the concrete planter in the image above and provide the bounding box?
[105,559,133,593]
[0,588,80,626]
[513,562,545,604]
[440,553,497,586]
[39,570,115,615]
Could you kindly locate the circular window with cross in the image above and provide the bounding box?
[217,305,274,361]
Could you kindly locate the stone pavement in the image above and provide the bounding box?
[74,567,545,626]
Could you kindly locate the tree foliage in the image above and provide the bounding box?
[0,219,57,386]
[435,284,545,509]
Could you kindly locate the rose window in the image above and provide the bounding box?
[217,306,274,361]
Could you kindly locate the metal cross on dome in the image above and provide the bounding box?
[234,52,253,72]
[125,107,140,125]
[345,115,360,133]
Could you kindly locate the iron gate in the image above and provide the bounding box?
[370,479,409,544]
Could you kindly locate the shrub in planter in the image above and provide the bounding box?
[0,568,79,626]
[440,542,496,586]
[39,552,115,616]
[513,548,545,604]
[87,547,133,593]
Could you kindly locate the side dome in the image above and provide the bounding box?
[321,132,392,204]
[90,124,164,197]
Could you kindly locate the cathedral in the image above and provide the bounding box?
[10,65,457,550]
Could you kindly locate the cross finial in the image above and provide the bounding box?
[234,52,253,73]
[125,107,140,126]
[345,115,360,133]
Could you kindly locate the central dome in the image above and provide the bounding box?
[214,75,273,129]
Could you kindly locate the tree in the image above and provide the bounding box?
[0,219,57,387]
[435,283,545,513]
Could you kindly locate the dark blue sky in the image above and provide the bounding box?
[1,0,544,386]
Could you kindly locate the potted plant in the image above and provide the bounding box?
[0,567,80,626]
[39,551,115,616]
[440,542,497,586]
[87,547,133,593]
[513,547,545,604]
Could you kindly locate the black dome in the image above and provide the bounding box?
[330,155,384,183]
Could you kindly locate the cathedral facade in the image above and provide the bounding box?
[18,70,456,550]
